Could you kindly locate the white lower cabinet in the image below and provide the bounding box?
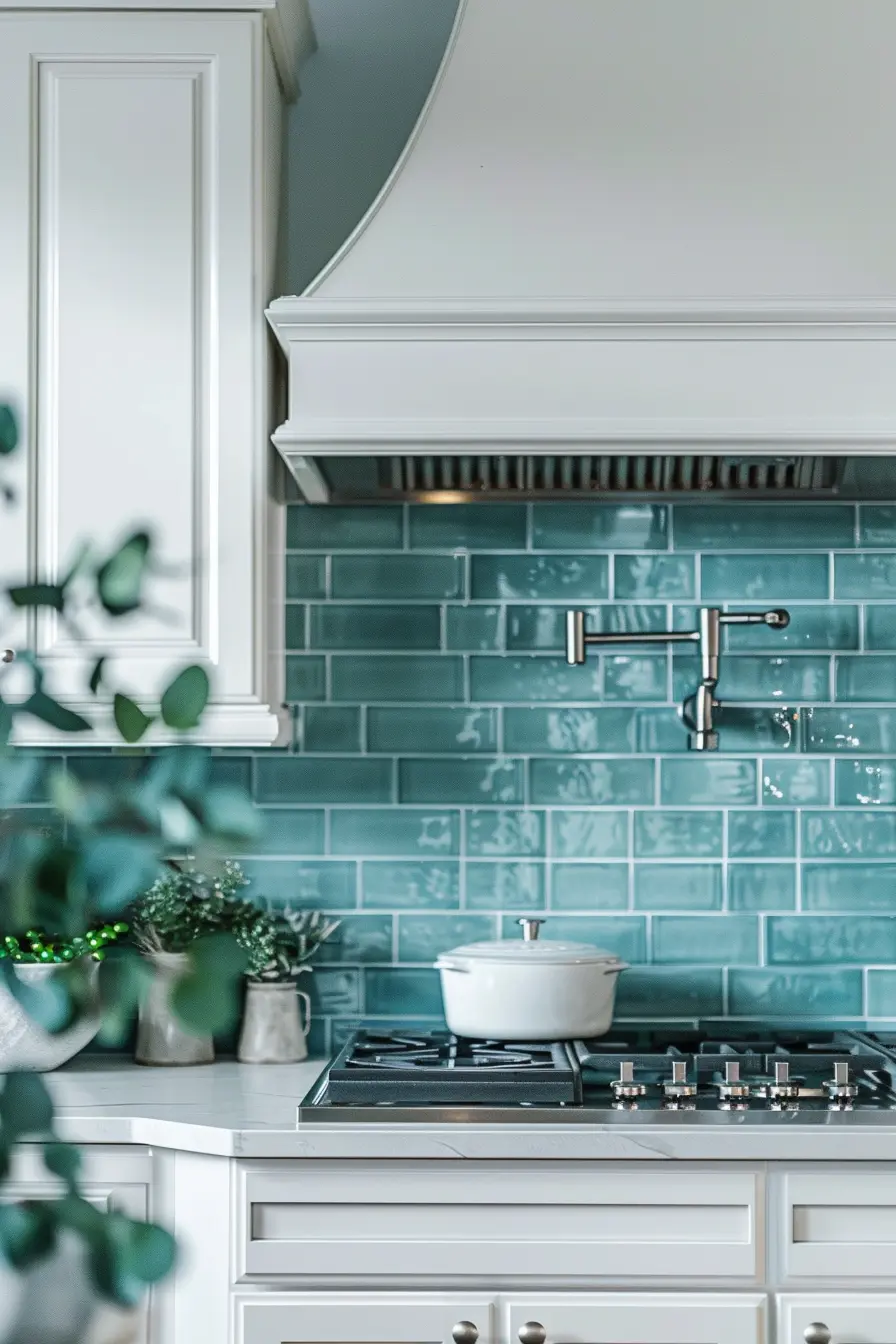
[778,1296,896,1344]
[234,1293,766,1344]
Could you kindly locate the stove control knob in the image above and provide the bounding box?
[452,1324,479,1344]
[804,1324,831,1344]
[612,1060,647,1101]
[663,1059,696,1099]
[519,1324,547,1344]
[825,1061,857,1101]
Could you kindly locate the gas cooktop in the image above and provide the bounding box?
[298,1026,896,1124]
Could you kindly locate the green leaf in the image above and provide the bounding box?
[123,1219,177,1284]
[42,1140,81,1188]
[82,834,160,911]
[96,530,151,617]
[0,1201,57,1270]
[89,655,107,695]
[172,932,247,1034]
[0,405,18,456]
[0,960,72,1034]
[96,951,153,1047]
[113,692,153,744]
[21,690,91,733]
[0,1073,55,1140]
[48,765,85,819]
[0,756,41,806]
[6,583,65,611]
[160,665,209,731]
[201,786,260,844]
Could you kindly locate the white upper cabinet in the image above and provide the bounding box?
[0,1,313,745]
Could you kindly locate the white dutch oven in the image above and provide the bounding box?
[435,918,628,1041]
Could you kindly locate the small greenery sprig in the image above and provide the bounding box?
[245,906,340,983]
[0,922,129,964]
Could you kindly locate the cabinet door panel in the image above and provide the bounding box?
[778,1294,896,1344]
[784,1171,896,1279]
[235,1293,497,1344]
[505,1294,766,1344]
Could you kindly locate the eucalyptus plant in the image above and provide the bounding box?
[0,402,260,1328]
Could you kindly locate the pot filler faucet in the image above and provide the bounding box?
[566,606,790,751]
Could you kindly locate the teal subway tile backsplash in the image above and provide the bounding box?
[66,499,896,1049]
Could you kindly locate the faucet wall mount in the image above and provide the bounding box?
[565,607,790,751]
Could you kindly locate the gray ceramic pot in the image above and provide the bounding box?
[237,980,310,1064]
[135,951,214,1066]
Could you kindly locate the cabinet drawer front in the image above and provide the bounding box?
[785,1172,896,1278]
[778,1293,896,1344]
[505,1293,766,1344]
[236,1162,760,1281]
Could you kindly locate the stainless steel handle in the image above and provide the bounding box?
[452,1324,479,1344]
[721,608,790,628]
[1,649,14,663]
[517,918,545,942]
[803,1324,831,1344]
[518,1325,546,1344]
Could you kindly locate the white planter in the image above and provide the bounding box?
[435,918,627,1041]
[238,981,310,1064]
[135,952,214,1066]
[0,961,100,1072]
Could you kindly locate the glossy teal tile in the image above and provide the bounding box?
[501,914,646,963]
[238,861,356,910]
[614,556,695,600]
[860,506,896,546]
[532,504,668,551]
[303,707,361,753]
[762,759,830,805]
[633,864,723,911]
[285,605,305,649]
[361,860,460,909]
[318,914,393,964]
[408,505,526,550]
[287,505,402,550]
[466,809,545,856]
[332,554,464,599]
[551,810,629,858]
[504,707,636,753]
[716,707,799,752]
[728,863,796,911]
[208,755,253,791]
[636,708,698,753]
[804,708,896,752]
[835,759,896,806]
[729,969,862,1017]
[244,809,325,856]
[675,655,830,703]
[308,969,361,1016]
[445,605,502,651]
[660,758,757,805]
[368,708,497,753]
[284,656,326,702]
[399,758,524,804]
[603,654,667,701]
[505,604,630,652]
[398,913,497,961]
[364,968,444,1016]
[803,863,896,911]
[836,655,896,702]
[615,967,724,1018]
[530,758,654,806]
[634,811,723,858]
[465,861,546,910]
[726,604,859,651]
[310,604,441,650]
[701,554,829,601]
[255,757,391,804]
[332,655,464,703]
[728,810,796,857]
[768,915,896,964]
[285,554,326,599]
[331,808,459,856]
[864,605,896,650]
[802,810,896,858]
[836,553,896,598]
[550,863,629,910]
[867,971,896,1017]
[471,656,602,702]
[652,915,758,964]
[674,504,855,551]
[471,555,609,600]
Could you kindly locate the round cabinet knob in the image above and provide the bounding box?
[452,1324,479,1344]
[1,650,14,663]
[519,1324,547,1344]
[804,1325,832,1344]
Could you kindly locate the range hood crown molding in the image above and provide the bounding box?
[267,0,896,502]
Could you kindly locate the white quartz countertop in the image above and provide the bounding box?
[33,1057,896,1161]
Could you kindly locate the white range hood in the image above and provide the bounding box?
[267,0,896,503]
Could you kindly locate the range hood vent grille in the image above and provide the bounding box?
[366,454,845,500]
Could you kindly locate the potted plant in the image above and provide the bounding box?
[129,860,272,1066]
[0,923,128,1071]
[237,908,340,1064]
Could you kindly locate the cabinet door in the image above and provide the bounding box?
[504,1294,766,1344]
[235,1293,497,1344]
[0,12,282,745]
[778,1295,896,1344]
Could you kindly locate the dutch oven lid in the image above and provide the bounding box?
[440,918,623,967]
